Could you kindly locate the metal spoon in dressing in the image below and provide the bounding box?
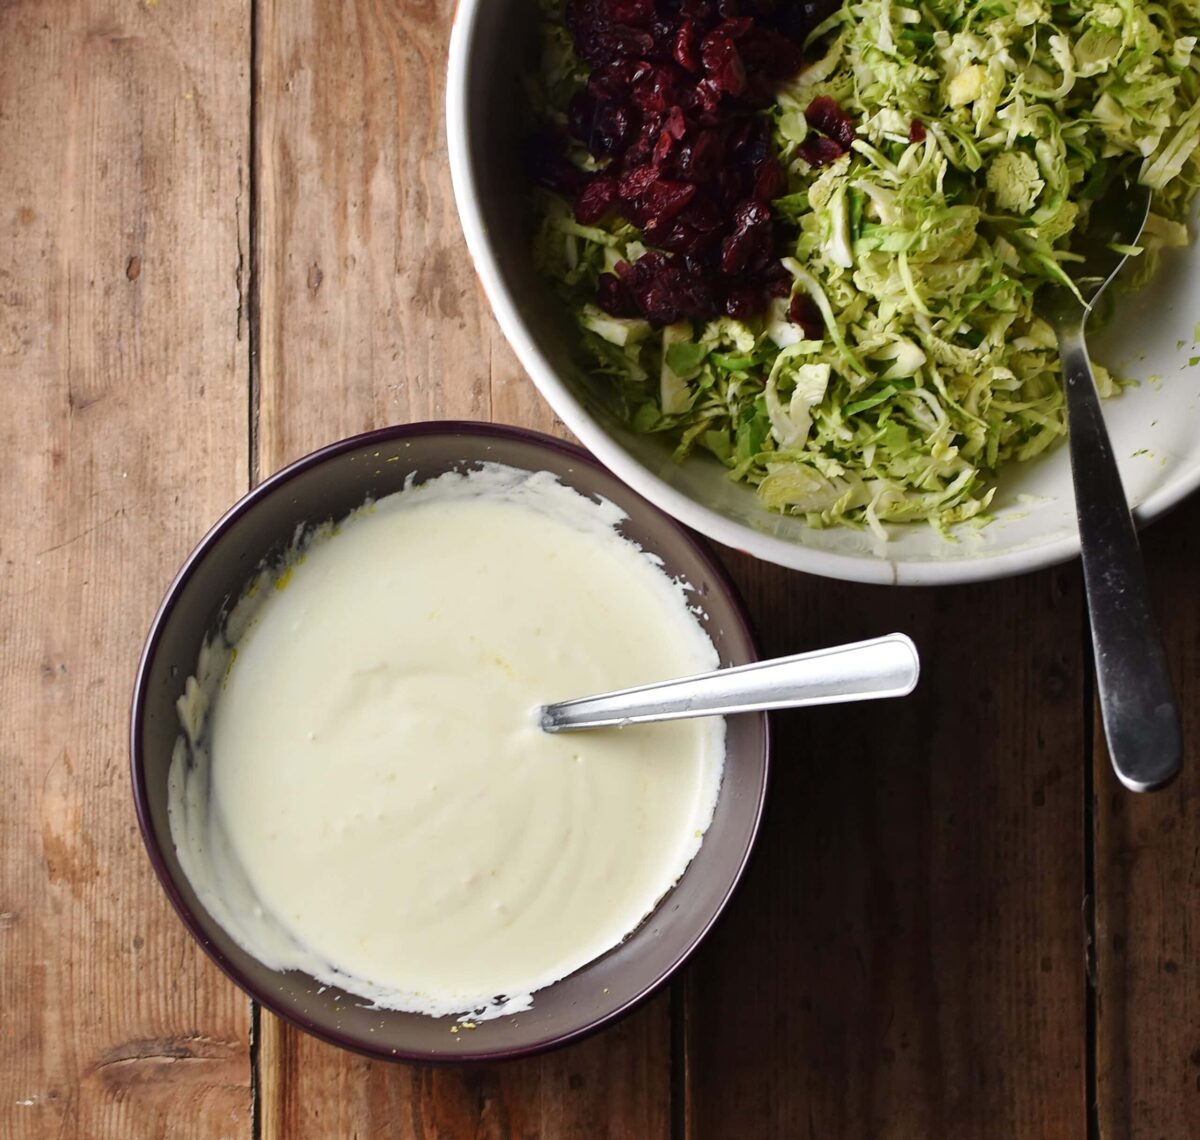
[539,633,919,732]
[1036,172,1181,792]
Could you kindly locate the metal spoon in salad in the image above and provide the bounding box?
[1037,173,1182,793]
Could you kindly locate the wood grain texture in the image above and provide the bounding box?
[681,563,1087,1139]
[1096,494,1200,1140]
[258,997,670,1139]
[253,1,671,1134]
[255,0,491,475]
[0,0,252,1136]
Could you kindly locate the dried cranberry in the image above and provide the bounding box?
[728,114,771,165]
[663,105,687,139]
[752,155,787,201]
[673,19,701,72]
[569,94,636,156]
[788,292,823,339]
[631,64,682,114]
[715,15,753,37]
[597,103,638,155]
[589,59,652,101]
[713,165,749,208]
[652,106,687,165]
[614,25,657,58]
[909,119,927,143]
[746,118,774,164]
[676,193,723,232]
[618,252,717,325]
[600,28,654,64]
[619,163,660,199]
[700,32,747,97]
[765,260,792,296]
[805,95,856,150]
[649,200,723,256]
[603,0,655,26]
[618,251,666,282]
[648,15,678,53]
[734,197,773,232]
[647,270,715,323]
[692,76,724,114]
[597,271,638,316]
[719,199,771,274]
[638,179,698,226]
[638,290,683,326]
[575,175,619,224]
[724,116,750,154]
[798,133,847,168]
[675,128,722,182]
[724,286,763,319]
[622,115,665,168]
[655,222,709,256]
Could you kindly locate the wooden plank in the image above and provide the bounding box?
[253,1,672,1133]
[0,0,252,1136]
[258,996,670,1139]
[682,562,1087,1139]
[255,0,492,471]
[1096,494,1200,1140]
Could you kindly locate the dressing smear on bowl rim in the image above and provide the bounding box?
[169,464,725,1022]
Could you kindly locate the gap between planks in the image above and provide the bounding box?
[248,0,264,1134]
[1082,594,1100,1140]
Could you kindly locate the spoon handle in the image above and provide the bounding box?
[1060,326,1181,791]
[539,633,919,732]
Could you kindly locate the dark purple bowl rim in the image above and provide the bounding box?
[130,419,769,1065]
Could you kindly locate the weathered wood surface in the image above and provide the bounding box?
[1096,494,1200,1140]
[3,0,1199,1136]
[0,0,253,1137]
[682,563,1088,1139]
[254,0,492,475]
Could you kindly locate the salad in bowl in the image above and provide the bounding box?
[524,0,1200,539]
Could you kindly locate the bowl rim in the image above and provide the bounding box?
[444,0,1200,587]
[129,420,769,1064]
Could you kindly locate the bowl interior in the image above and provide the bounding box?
[133,424,767,1062]
[448,0,1200,584]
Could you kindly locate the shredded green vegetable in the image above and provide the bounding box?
[531,0,1200,536]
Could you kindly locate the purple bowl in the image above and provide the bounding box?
[131,421,768,1062]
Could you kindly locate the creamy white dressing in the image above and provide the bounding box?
[170,465,725,1020]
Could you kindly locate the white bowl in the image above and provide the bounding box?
[446,1,1200,585]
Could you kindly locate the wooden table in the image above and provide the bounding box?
[2,2,1197,1136]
